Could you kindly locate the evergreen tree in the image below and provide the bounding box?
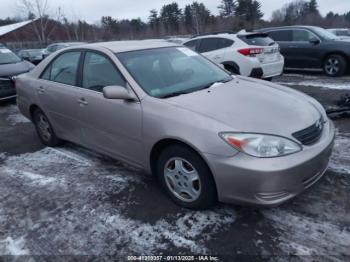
[218,0,236,17]
[160,2,182,34]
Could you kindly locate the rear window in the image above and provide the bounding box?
[238,34,275,46]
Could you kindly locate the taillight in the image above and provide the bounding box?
[238,48,263,57]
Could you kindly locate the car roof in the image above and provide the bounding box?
[86,40,179,53]
[187,33,238,41]
[257,25,322,32]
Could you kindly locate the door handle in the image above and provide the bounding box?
[36,86,45,94]
[77,98,88,106]
[213,56,221,59]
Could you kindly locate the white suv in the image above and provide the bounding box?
[183,31,284,80]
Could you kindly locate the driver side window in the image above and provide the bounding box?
[293,30,317,42]
[82,52,126,92]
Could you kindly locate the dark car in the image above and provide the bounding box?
[257,26,350,76]
[18,49,44,65]
[0,47,34,101]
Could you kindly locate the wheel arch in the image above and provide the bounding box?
[222,61,240,75]
[29,104,42,120]
[149,138,218,196]
[322,51,349,65]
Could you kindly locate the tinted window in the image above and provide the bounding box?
[82,52,126,92]
[292,30,316,41]
[238,34,274,46]
[48,52,81,85]
[198,38,219,53]
[267,30,292,42]
[198,38,233,53]
[218,38,234,48]
[183,40,199,51]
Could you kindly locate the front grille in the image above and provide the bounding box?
[0,77,14,91]
[292,118,324,146]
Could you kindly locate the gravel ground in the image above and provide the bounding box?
[0,73,349,261]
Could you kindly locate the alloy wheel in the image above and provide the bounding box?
[325,58,340,76]
[164,157,201,203]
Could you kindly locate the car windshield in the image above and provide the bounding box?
[0,48,22,64]
[313,27,338,40]
[117,47,232,98]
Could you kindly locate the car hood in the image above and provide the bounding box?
[165,77,321,138]
[0,61,34,77]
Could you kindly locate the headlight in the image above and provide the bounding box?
[219,133,302,158]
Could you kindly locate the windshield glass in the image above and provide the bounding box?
[313,27,338,40]
[0,48,22,64]
[117,47,232,98]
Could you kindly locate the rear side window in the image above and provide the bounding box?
[198,38,233,53]
[267,30,292,42]
[82,52,126,92]
[41,52,81,86]
[183,40,200,51]
[238,34,275,46]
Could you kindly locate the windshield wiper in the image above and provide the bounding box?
[160,78,233,99]
[159,91,190,99]
[197,78,233,91]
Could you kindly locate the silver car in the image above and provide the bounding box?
[16,40,335,209]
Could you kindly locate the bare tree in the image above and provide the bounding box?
[16,0,59,44]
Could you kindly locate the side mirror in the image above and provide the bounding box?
[103,85,136,101]
[309,38,320,45]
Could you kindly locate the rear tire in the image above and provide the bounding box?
[33,109,62,147]
[323,54,347,77]
[156,145,217,210]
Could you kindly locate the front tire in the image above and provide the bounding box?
[33,109,62,147]
[323,54,347,77]
[156,145,217,209]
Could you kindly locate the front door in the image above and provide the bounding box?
[76,51,143,166]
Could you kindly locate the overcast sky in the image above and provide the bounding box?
[1,0,349,23]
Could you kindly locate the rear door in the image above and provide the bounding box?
[36,51,82,143]
[267,30,294,67]
[76,51,143,165]
[197,38,233,64]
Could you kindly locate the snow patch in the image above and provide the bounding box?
[276,80,350,90]
[2,167,59,186]
[0,105,30,125]
[102,208,235,254]
[264,209,350,258]
[0,237,29,255]
[329,133,350,174]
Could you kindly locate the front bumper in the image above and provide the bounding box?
[204,119,335,207]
